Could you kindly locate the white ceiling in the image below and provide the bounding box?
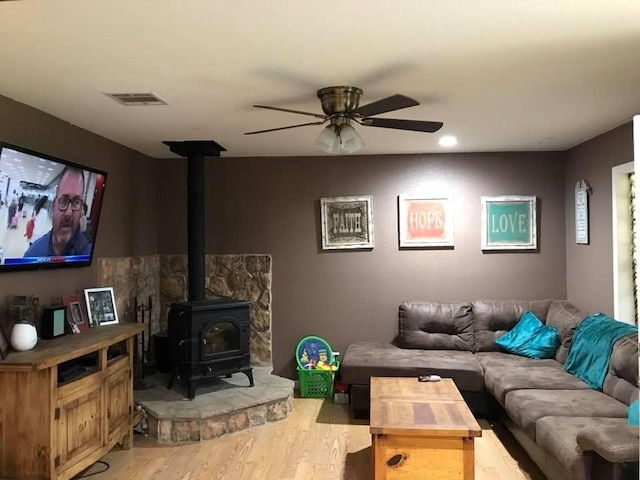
[0,0,639,159]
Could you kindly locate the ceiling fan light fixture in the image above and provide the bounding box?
[339,124,363,154]
[316,125,341,154]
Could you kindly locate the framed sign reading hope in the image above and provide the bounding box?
[481,195,537,251]
[398,195,454,248]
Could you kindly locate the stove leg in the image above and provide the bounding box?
[188,381,196,399]
[167,371,175,390]
[243,369,254,387]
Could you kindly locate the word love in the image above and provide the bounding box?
[490,212,528,233]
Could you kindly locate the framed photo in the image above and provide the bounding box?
[0,324,9,359]
[320,195,374,250]
[84,287,119,327]
[481,195,537,250]
[68,301,87,333]
[398,195,454,247]
[62,294,91,330]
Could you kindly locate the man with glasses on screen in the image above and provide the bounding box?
[23,167,92,258]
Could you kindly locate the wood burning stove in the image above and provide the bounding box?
[163,140,254,399]
[167,296,254,399]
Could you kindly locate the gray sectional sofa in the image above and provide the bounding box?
[341,299,639,480]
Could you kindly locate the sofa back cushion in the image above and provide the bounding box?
[471,299,553,352]
[398,301,475,351]
[545,300,588,364]
[603,333,639,406]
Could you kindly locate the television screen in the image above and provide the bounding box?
[0,142,107,272]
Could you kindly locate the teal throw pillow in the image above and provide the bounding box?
[629,399,639,426]
[495,311,560,359]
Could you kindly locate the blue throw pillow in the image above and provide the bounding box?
[629,399,639,426]
[495,311,560,359]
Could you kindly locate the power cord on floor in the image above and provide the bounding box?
[72,460,110,478]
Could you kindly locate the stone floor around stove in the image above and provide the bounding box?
[134,365,295,443]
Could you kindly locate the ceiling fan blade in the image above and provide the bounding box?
[253,105,326,120]
[244,120,327,135]
[354,94,419,117]
[362,118,444,133]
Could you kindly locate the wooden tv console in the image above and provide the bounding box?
[0,323,144,480]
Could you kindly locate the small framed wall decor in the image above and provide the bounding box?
[398,195,454,247]
[481,195,537,250]
[320,195,374,250]
[84,287,119,327]
[575,180,590,244]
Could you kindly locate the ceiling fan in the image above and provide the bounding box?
[244,86,443,154]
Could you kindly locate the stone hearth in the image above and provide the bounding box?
[97,254,289,442]
[135,366,294,443]
[97,253,273,365]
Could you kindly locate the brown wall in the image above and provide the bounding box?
[2,92,631,379]
[157,152,568,376]
[564,123,634,314]
[0,95,157,313]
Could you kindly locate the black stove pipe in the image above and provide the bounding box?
[187,151,205,301]
[163,140,227,302]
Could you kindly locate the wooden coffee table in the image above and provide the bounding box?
[370,377,482,480]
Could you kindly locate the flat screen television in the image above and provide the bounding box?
[0,142,107,272]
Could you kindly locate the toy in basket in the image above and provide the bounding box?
[296,335,337,370]
[296,335,339,398]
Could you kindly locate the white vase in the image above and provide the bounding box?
[10,320,38,351]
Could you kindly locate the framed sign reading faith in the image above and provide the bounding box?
[481,195,537,250]
[398,195,454,247]
[320,195,374,250]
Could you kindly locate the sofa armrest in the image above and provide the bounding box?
[576,425,639,463]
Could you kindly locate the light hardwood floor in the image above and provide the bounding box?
[80,398,546,480]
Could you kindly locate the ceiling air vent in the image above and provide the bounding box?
[105,92,167,106]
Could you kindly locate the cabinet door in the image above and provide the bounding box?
[56,380,104,471]
[106,364,131,442]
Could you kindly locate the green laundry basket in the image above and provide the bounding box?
[297,361,340,398]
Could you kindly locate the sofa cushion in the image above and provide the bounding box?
[474,351,562,370]
[398,301,475,351]
[576,421,640,463]
[504,389,628,440]
[536,416,631,480]
[603,333,639,406]
[340,342,484,391]
[495,310,559,359]
[484,366,589,407]
[546,300,588,364]
[471,299,553,351]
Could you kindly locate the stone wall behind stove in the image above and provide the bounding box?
[97,254,272,365]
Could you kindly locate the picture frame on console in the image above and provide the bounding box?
[84,287,119,327]
[62,294,92,330]
[68,301,88,333]
[398,194,454,248]
[0,324,9,359]
[481,195,537,251]
[320,195,374,250]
